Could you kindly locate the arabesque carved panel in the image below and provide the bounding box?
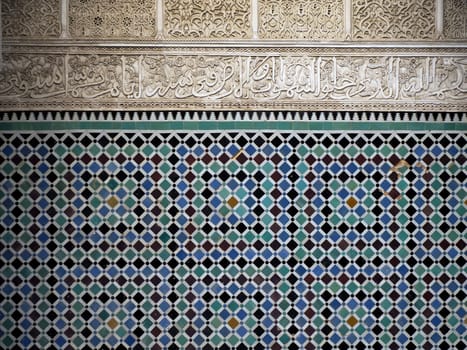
[259,0,344,40]
[165,0,251,39]
[444,0,467,39]
[353,0,436,40]
[2,0,60,38]
[69,0,156,38]
[1,50,466,111]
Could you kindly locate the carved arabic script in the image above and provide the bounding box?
[0,55,66,98]
[1,54,466,102]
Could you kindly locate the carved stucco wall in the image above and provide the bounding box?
[352,0,436,40]
[1,0,61,38]
[444,0,467,39]
[165,0,251,39]
[1,0,466,112]
[4,0,466,41]
[69,0,157,38]
[258,0,344,40]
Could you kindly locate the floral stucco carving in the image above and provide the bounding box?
[353,0,436,40]
[69,0,156,38]
[165,0,251,39]
[444,0,467,39]
[259,0,344,40]
[2,0,60,38]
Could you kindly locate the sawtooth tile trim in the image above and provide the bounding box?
[1,111,466,123]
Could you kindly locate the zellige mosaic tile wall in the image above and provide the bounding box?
[0,117,466,349]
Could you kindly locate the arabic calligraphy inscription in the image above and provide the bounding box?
[0,55,65,98]
[1,54,466,104]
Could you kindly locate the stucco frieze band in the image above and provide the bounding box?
[0,46,466,112]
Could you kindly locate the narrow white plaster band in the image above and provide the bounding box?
[60,0,70,39]
[436,0,444,38]
[157,0,164,39]
[251,0,259,39]
[345,0,352,39]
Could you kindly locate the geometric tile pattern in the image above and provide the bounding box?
[0,131,465,349]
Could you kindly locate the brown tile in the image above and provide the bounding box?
[228,317,239,329]
[346,197,357,208]
[227,197,239,208]
[347,316,358,327]
[107,318,118,329]
[107,196,118,208]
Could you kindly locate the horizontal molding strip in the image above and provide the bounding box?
[1,121,465,132]
[3,40,467,49]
